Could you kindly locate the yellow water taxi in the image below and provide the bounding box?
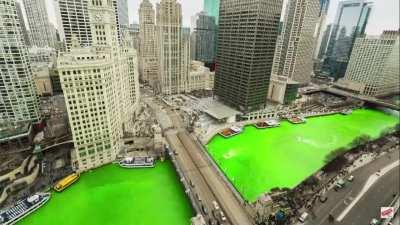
[54,173,80,192]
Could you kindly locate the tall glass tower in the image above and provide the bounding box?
[323,0,373,80]
[204,0,220,24]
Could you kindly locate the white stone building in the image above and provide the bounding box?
[58,0,139,171]
[268,0,320,104]
[156,0,187,95]
[336,31,400,97]
[187,61,214,92]
[0,0,40,124]
[138,0,158,87]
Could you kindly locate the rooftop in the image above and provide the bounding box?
[0,122,32,143]
[203,100,241,120]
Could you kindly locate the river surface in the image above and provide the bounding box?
[206,109,399,202]
[19,161,193,225]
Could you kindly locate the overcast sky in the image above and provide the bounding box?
[25,0,399,35]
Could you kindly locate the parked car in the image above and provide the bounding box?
[298,212,309,223]
[347,175,354,182]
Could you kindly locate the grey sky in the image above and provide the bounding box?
[23,0,399,36]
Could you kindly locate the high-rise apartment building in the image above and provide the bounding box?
[55,0,92,50]
[58,0,139,171]
[214,0,283,112]
[204,0,220,25]
[268,0,320,104]
[0,0,40,124]
[139,0,158,87]
[15,2,30,46]
[22,0,57,48]
[322,0,372,80]
[191,11,216,64]
[156,0,187,95]
[336,31,399,97]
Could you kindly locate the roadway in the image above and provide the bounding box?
[337,167,399,225]
[305,150,399,225]
[161,100,253,225]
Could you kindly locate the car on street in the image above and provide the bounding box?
[212,201,220,211]
[298,212,309,223]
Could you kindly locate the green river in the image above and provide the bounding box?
[206,109,399,202]
[19,161,193,225]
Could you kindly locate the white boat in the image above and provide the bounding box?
[119,156,155,168]
[265,119,280,127]
[0,192,50,225]
[230,126,242,133]
[341,109,353,115]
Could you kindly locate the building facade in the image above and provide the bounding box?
[313,0,330,59]
[268,0,320,104]
[322,0,373,80]
[204,0,220,24]
[336,31,400,97]
[138,0,158,86]
[22,0,57,48]
[214,0,283,112]
[0,0,40,124]
[32,63,53,96]
[117,0,129,27]
[15,2,30,46]
[187,61,214,92]
[28,47,57,64]
[156,0,187,95]
[191,11,216,64]
[58,0,139,171]
[55,0,92,50]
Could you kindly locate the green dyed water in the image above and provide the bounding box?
[19,161,193,225]
[206,109,399,202]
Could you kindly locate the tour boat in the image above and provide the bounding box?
[0,192,50,225]
[119,156,155,168]
[54,172,80,192]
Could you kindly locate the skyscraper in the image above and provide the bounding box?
[54,0,92,50]
[15,2,30,46]
[323,0,373,80]
[58,0,139,171]
[317,24,332,60]
[214,0,283,112]
[117,0,129,27]
[156,0,187,95]
[22,0,57,48]
[313,0,330,59]
[336,31,399,97]
[204,0,220,25]
[268,0,320,104]
[139,0,158,87]
[0,0,40,124]
[192,11,216,64]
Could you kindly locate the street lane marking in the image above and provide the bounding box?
[336,160,400,222]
